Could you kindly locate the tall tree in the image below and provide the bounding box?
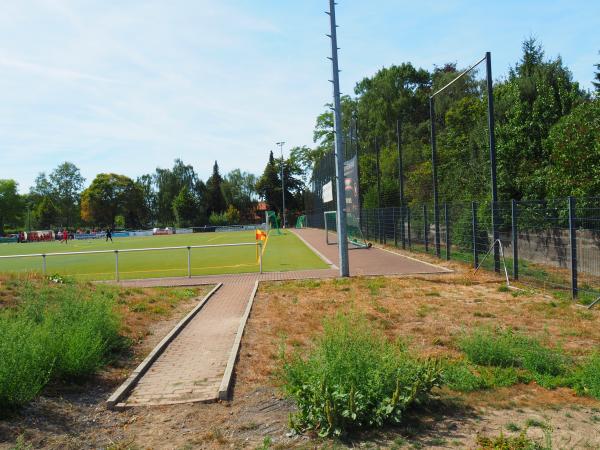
[496,38,586,199]
[49,162,85,227]
[154,159,201,225]
[172,187,199,227]
[0,180,22,235]
[136,174,157,226]
[36,196,59,229]
[594,52,600,94]
[256,151,281,211]
[544,99,600,198]
[80,174,146,227]
[222,169,257,220]
[205,161,226,215]
[30,162,84,227]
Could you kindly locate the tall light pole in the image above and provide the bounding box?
[327,0,349,277]
[276,141,286,228]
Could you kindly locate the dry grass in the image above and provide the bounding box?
[237,268,600,409]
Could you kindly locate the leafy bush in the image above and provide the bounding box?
[573,352,600,399]
[0,316,53,410]
[441,360,487,392]
[459,328,567,376]
[279,313,442,437]
[0,280,122,409]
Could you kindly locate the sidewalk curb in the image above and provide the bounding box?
[106,283,223,409]
[218,280,259,400]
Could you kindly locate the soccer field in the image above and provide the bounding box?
[0,230,329,280]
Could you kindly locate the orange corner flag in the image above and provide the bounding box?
[255,229,267,241]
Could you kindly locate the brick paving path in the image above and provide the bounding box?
[115,229,448,406]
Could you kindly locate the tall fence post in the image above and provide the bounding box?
[187,246,192,278]
[568,196,578,299]
[444,202,450,260]
[423,204,429,252]
[401,205,406,249]
[471,202,478,269]
[511,200,518,280]
[115,250,119,282]
[393,208,398,247]
[407,206,412,250]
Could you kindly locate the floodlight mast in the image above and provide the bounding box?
[326,0,349,277]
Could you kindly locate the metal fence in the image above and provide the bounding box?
[305,196,600,303]
[0,242,263,281]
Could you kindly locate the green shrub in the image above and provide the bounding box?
[459,328,567,376]
[0,316,54,410]
[573,352,600,399]
[459,328,519,368]
[476,431,549,449]
[441,360,487,392]
[0,280,123,409]
[279,313,442,437]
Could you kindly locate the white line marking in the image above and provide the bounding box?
[376,246,453,272]
[291,230,338,270]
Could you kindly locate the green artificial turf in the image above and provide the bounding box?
[0,230,328,280]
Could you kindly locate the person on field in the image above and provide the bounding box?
[106,227,113,242]
[62,229,68,244]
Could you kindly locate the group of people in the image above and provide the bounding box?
[14,228,114,243]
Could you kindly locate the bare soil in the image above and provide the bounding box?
[2,264,600,449]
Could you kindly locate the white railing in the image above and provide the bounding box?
[0,242,263,281]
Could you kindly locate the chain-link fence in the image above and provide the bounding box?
[303,197,600,304]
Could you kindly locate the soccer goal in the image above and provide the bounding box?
[324,210,370,249]
[265,210,282,235]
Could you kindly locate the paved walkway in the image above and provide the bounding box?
[113,229,448,407]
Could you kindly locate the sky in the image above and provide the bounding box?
[1,0,598,193]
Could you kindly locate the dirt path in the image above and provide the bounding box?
[110,229,449,407]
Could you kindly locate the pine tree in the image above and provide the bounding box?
[593,52,600,93]
[256,151,281,211]
[205,161,226,215]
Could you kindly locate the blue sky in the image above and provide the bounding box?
[1,0,598,192]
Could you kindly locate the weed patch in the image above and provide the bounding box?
[459,328,567,376]
[573,352,600,399]
[279,312,441,437]
[0,279,122,409]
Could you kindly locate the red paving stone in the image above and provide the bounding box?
[115,228,448,406]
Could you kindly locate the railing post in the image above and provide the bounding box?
[115,250,119,282]
[511,200,518,280]
[259,242,263,273]
[42,254,47,276]
[444,202,450,260]
[407,206,412,250]
[187,246,192,278]
[423,204,429,252]
[472,202,478,269]
[568,196,578,299]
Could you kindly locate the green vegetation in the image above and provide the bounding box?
[0,279,122,410]
[476,431,550,450]
[572,352,600,399]
[0,230,328,280]
[279,313,441,437]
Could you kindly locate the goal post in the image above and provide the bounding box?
[324,210,370,249]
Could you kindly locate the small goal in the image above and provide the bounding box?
[324,210,370,249]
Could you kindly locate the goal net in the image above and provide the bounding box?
[324,210,370,249]
[265,210,282,235]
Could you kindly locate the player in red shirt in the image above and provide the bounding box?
[62,229,68,244]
